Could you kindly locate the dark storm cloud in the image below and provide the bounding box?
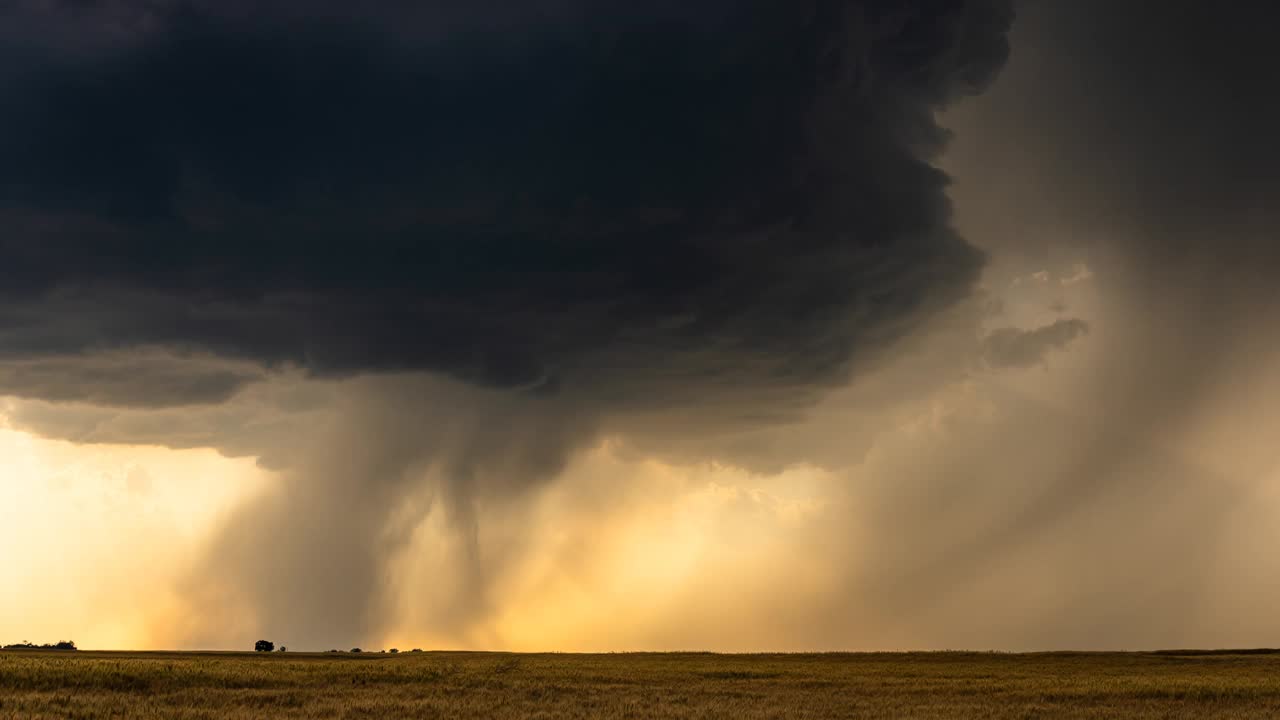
[12,0,1280,656]
[1,0,1012,404]
[1,0,1020,649]
[981,317,1087,369]
[2,1,1018,650]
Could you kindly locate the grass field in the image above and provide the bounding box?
[3,648,1280,718]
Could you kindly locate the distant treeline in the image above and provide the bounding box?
[1147,648,1280,656]
[2,641,77,651]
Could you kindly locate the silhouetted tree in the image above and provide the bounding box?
[389,648,399,654]
[2,640,77,651]
[278,646,287,652]
[255,640,274,652]
[350,647,362,654]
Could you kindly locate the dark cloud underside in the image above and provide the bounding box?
[1,0,1012,407]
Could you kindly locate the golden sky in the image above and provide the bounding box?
[0,420,268,649]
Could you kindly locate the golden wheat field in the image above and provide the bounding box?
[3,649,1280,719]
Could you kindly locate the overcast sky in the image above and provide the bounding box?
[2,0,1279,652]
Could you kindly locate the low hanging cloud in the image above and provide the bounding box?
[981,318,1089,369]
[0,349,263,408]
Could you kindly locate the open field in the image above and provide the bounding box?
[3,649,1280,719]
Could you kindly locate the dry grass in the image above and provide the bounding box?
[3,648,1280,718]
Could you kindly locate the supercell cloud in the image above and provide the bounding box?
[0,0,1072,650]
[1,0,1012,406]
[6,0,1280,653]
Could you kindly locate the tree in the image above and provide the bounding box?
[350,648,362,654]
[255,640,274,652]
[278,646,287,652]
[389,648,399,654]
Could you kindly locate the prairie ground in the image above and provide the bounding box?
[2,648,1279,719]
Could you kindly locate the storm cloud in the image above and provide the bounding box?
[1,0,1012,403]
[0,0,1025,648]
[4,0,1280,654]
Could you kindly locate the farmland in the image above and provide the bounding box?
[2,648,1280,718]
